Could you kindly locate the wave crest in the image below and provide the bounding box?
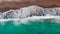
[0,5,60,19]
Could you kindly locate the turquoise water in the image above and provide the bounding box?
[0,19,60,34]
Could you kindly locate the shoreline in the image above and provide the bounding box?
[0,0,60,12]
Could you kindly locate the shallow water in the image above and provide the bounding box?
[0,19,60,34]
[0,5,60,34]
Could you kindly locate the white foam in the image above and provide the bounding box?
[0,5,60,19]
[0,5,60,25]
[0,16,60,25]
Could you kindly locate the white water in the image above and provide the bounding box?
[0,5,60,25]
[0,16,59,25]
[0,5,60,19]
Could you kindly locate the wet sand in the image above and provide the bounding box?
[0,0,60,12]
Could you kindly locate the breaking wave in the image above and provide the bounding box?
[0,5,60,25]
[0,6,60,25]
[0,5,60,19]
[0,6,59,20]
[0,5,60,34]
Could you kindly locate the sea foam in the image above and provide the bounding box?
[0,5,60,25]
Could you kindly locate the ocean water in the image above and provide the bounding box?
[0,18,60,34]
[0,5,60,34]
